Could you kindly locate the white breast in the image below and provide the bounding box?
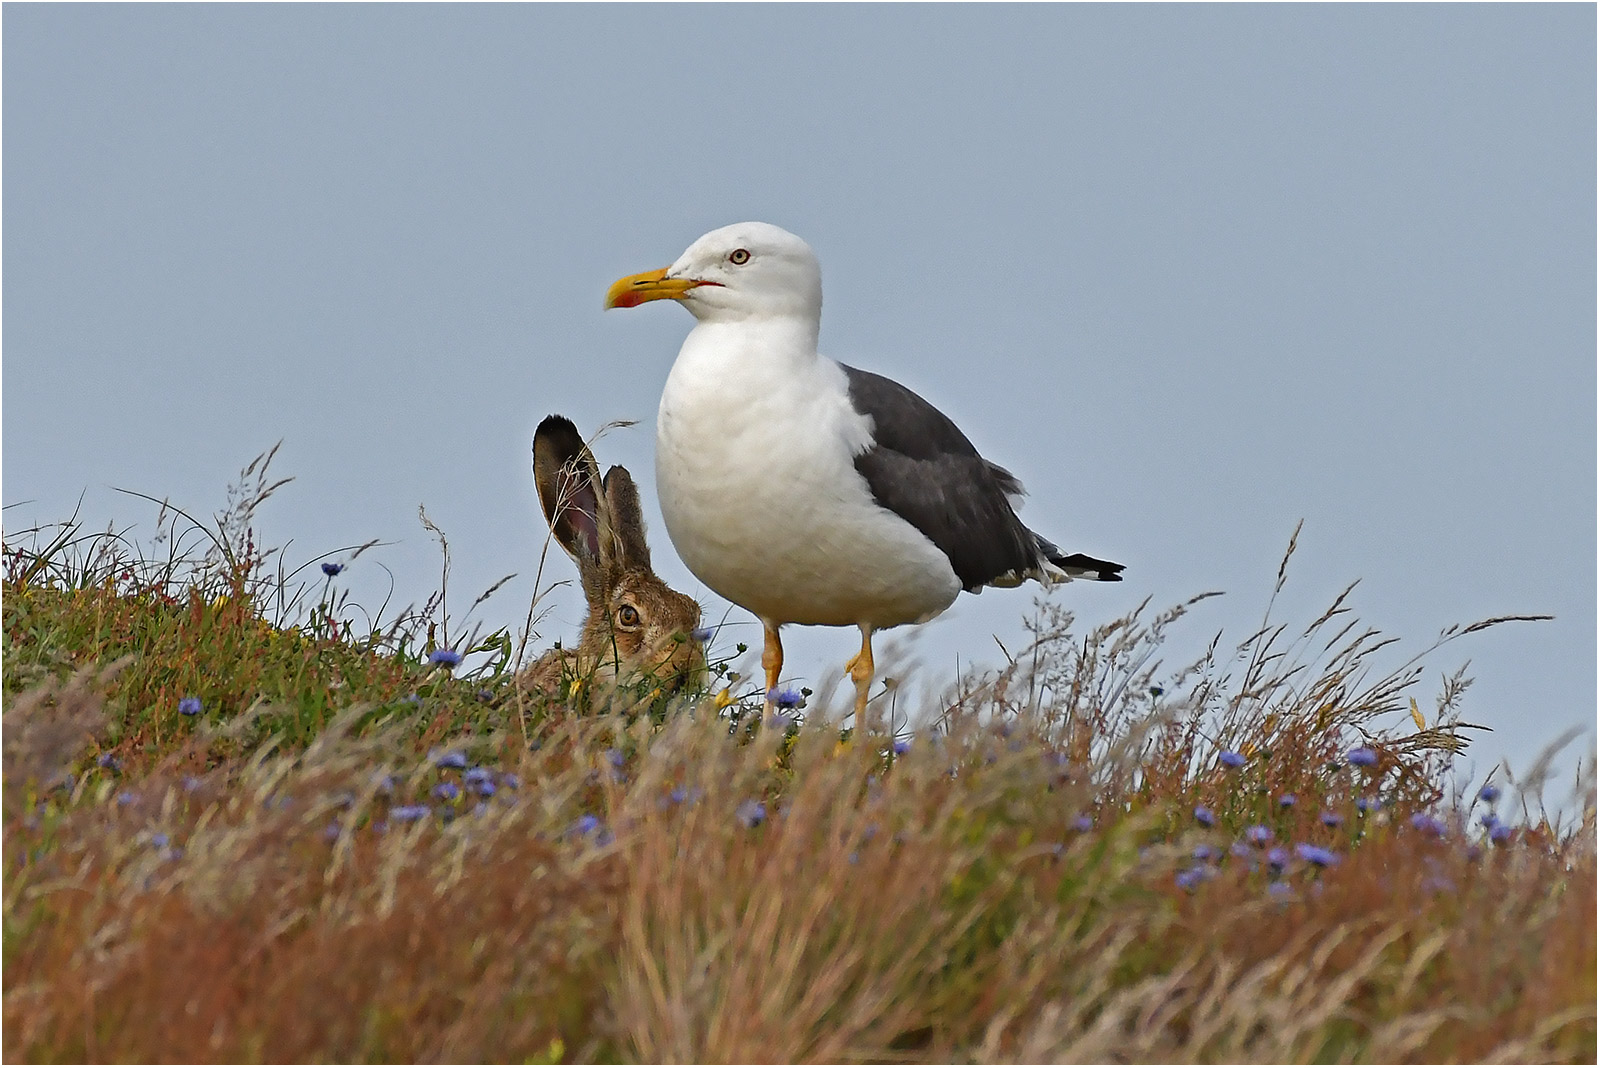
[656,321,961,630]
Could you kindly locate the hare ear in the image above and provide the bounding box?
[601,465,653,571]
[532,416,605,567]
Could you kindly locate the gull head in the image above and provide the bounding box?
[605,221,823,324]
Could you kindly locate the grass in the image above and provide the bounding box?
[3,456,1594,1063]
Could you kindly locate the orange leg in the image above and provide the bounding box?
[843,623,875,733]
[761,619,784,715]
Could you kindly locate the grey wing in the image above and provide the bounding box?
[842,365,1045,591]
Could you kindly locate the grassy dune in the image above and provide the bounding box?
[3,461,1593,1063]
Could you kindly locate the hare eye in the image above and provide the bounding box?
[729,248,750,265]
[616,604,641,629]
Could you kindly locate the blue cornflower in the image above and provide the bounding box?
[892,738,912,756]
[736,799,767,828]
[1267,847,1290,872]
[1267,881,1293,899]
[1193,805,1217,827]
[1480,812,1500,830]
[1219,750,1247,769]
[1193,844,1220,862]
[151,832,169,849]
[116,791,138,806]
[432,782,460,801]
[604,748,626,768]
[429,648,463,668]
[1478,783,1501,805]
[1175,866,1210,892]
[322,822,342,843]
[691,626,714,643]
[1245,824,1273,846]
[433,750,468,770]
[471,779,496,797]
[1229,841,1254,859]
[767,686,802,710]
[571,814,603,837]
[463,766,493,785]
[501,773,522,791]
[402,693,422,706]
[178,696,202,717]
[321,561,345,577]
[1489,821,1512,844]
[1320,810,1343,828]
[390,804,431,821]
[1347,746,1378,767]
[97,753,121,771]
[668,786,690,806]
[1072,814,1094,833]
[1278,793,1297,808]
[1294,843,1339,867]
[1356,797,1376,815]
[1410,812,1447,837]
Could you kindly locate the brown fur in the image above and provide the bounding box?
[518,416,703,699]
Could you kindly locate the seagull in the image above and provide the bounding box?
[605,222,1123,728]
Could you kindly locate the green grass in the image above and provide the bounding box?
[2,460,1593,1062]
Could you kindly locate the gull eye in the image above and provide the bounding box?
[616,604,641,630]
[728,248,751,265]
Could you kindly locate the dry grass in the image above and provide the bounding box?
[2,469,1594,1063]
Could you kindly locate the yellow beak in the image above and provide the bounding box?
[604,267,713,309]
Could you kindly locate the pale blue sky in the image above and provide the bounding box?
[5,5,1594,784]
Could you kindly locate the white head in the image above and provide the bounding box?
[605,221,823,325]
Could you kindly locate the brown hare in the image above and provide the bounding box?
[518,415,705,700]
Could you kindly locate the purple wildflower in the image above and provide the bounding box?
[1489,821,1512,844]
[1175,867,1206,892]
[1294,843,1339,867]
[1278,793,1297,808]
[97,753,121,772]
[1356,797,1376,815]
[1219,750,1247,769]
[571,814,603,837]
[1320,810,1343,828]
[1267,847,1290,873]
[1193,805,1216,827]
[1072,814,1094,833]
[116,791,138,806]
[390,804,431,821]
[432,782,460,801]
[1478,783,1501,805]
[767,686,802,710]
[604,748,626,769]
[1193,844,1220,862]
[1347,746,1378,767]
[178,696,202,717]
[321,561,345,577]
[151,832,170,849]
[736,799,767,828]
[892,738,912,756]
[1410,812,1447,837]
[691,626,714,643]
[1267,881,1293,899]
[429,648,463,668]
[1245,824,1274,846]
[433,750,468,770]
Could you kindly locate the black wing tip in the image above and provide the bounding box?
[1055,552,1126,582]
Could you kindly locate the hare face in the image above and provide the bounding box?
[580,572,705,693]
